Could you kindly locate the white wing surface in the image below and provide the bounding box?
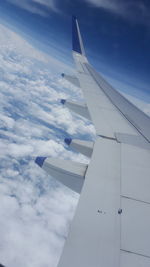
[35,16,150,267]
[57,17,150,267]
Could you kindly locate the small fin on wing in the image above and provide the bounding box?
[65,138,94,157]
[61,73,80,87]
[35,157,87,193]
[72,16,85,55]
[61,99,91,120]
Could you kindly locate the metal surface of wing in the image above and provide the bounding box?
[57,16,150,267]
[61,99,91,120]
[65,138,94,157]
[61,73,80,87]
[35,157,87,193]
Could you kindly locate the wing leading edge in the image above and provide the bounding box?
[72,17,150,143]
[57,17,150,267]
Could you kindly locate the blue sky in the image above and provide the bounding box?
[0,0,150,101]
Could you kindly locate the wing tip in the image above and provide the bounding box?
[72,15,77,21]
[72,15,83,55]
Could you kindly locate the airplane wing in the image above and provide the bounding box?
[35,16,150,267]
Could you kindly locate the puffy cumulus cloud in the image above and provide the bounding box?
[5,0,57,16]
[0,23,94,267]
[85,0,150,26]
[0,180,78,267]
[0,21,72,73]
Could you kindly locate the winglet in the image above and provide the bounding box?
[72,16,85,55]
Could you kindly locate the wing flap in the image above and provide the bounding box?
[121,197,150,257]
[120,143,150,260]
[58,138,121,267]
[121,143,150,203]
[121,250,150,267]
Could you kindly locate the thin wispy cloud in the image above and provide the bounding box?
[85,0,120,13]
[5,0,150,26]
[6,0,58,16]
[85,0,150,26]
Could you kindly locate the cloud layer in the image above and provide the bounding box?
[0,23,95,267]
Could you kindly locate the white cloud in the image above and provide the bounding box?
[86,0,119,12]
[0,23,93,267]
[0,186,78,267]
[0,22,72,73]
[5,0,150,25]
[33,0,56,9]
[6,0,57,16]
[0,114,15,129]
[85,0,150,25]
